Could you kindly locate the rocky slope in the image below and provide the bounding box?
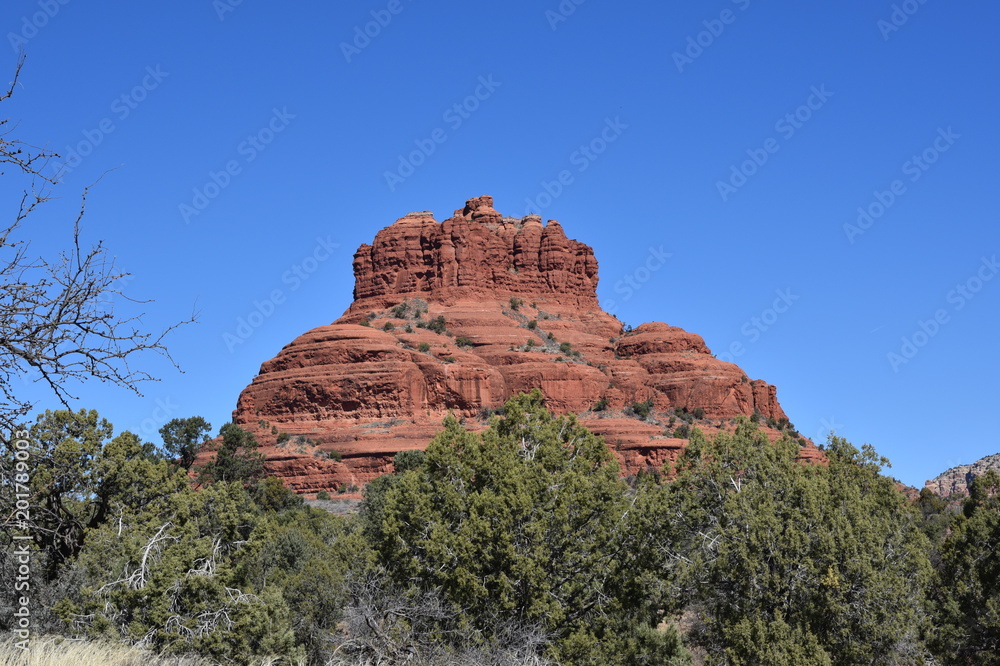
[925,452,1000,497]
[232,196,819,493]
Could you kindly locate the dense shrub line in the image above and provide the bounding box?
[0,394,988,664]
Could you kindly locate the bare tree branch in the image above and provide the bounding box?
[0,54,196,433]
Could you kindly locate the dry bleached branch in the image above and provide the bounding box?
[0,54,195,432]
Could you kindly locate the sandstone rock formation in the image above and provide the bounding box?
[925,452,1000,497]
[232,196,818,493]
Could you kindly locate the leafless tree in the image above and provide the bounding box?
[0,53,193,434]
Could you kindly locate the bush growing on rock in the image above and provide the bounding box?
[630,399,654,419]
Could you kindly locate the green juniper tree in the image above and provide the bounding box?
[931,469,1000,664]
[66,479,301,663]
[0,409,184,577]
[368,390,689,665]
[640,421,932,665]
[198,422,265,487]
[159,416,212,470]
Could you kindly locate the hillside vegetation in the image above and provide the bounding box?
[1,391,994,665]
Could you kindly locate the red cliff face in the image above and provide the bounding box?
[349,196,599,307]
[232,196,817,493]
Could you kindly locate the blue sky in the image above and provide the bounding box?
[2,0,997,487]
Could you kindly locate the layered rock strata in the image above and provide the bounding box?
[232,196,817,492]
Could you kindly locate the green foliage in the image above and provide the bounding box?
[559,341,573,354]
[673,406,694,423]
[478,406,506,420]
[321,448,342,461]
[390,302,408,318]
[527,319,537,330]
[198,423,265,487]
[15,408,362,665]
[455,336,473,348]
[418,341,431,352]
[692,407,705,420]
[525,338,535,348]
[508,297,523,310]
[643,424,932,664]
[382,321,394,331]
[630,399,654,419]
[65,479,348,663]
[722,614,832,666]
[159,416,211,470]
[252,475,304,513]
[276,431,290,444]
[427,315,448,334]
[915,487,952,547]
[368,390,688,664]
[392,449,425,473]
[442,356,456,363]
[315,490,331,500]
[6,398,975,663]
[3,409,186,577]
[930,469,1000,663]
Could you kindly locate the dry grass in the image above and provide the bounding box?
[0,637,210,666]
[0,636,552,665]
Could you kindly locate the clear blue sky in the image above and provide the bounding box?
[3,0,997,487]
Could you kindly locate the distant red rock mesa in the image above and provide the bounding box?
[232,196,820,492]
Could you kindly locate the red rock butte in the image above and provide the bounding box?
[232,196,821,492]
